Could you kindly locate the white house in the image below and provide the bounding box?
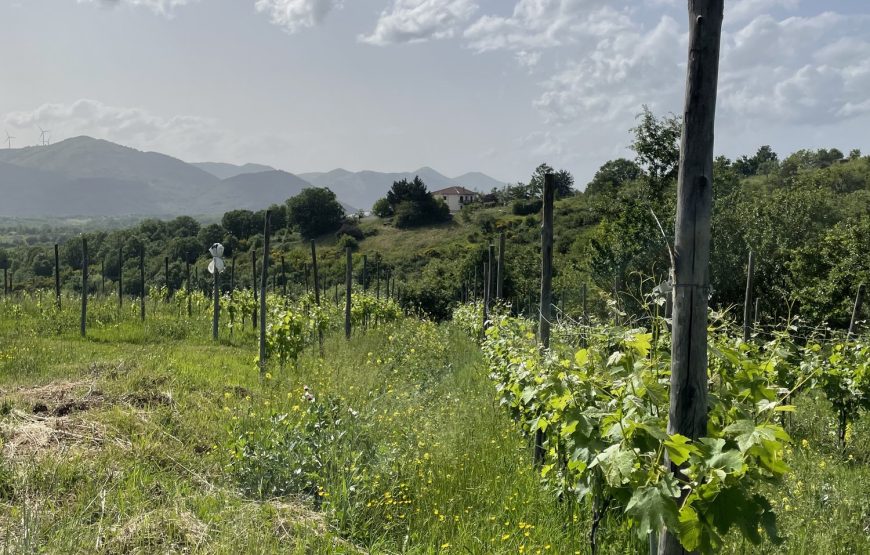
[433,186,478,212]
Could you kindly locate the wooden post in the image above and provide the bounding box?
[186,260,192,317]
[497,232,505,300]
[80,238,88,337]
[251,249,258,331]
[539,173,555,349]
[848,284,865,339]
[345,248,352,340]
[139,247,145,322]
[165,256,171,299]
[118,246,123,309]
[660,3,723,554]
[281,256,287,297]
[212,259,220,341]
[54,244,61,309]
[743,251,754,342]
[534,173,555,470]
[311,240,323,351]
[481,245,494,334]
[375,254,381,299]
[231,256,236,293]
[259,211,271,372]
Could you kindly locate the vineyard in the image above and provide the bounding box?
[0,285,867,553]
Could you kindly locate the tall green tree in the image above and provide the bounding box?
[286,188,346,239]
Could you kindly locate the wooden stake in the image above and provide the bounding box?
[497,232,505,300]
[743,251,754,342]
[259,211,271,371]
[213,259,220,341]
[251,249,258,331]
[281,256,287,297]
[345,247,352,340]
[81,238,88,337]
[660,3,723,553]
[54,244,61,309]
[535,173,555,469]
[186,260,192,318]
[118,246,123,309]
[139,247,145,322]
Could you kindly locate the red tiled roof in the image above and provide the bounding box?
[432,186,477,196]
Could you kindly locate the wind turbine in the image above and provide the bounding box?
[4,131,14,149]
[38,126,50,146]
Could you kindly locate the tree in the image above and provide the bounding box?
[286,188,345,239]
[527,164,574,199]
[222,210,256,240]
[197,224,225,252]
[167,216,200,238]
[585,159,643,196]
[383,177,450,228]
[631,106,681,189]
[0,249,8,270]
[372,197,393,218]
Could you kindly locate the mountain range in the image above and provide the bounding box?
[0,137,508,218]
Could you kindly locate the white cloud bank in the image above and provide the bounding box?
[254,0,342,33]
[360,0,478,45]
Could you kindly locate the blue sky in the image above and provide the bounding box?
[2,1,869,186]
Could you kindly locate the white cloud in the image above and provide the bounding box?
[360,0,478,46]
[719,12,870,123]
[534,15,683,124]
[80,0,197,16]
[254,0,341,33]
[464,0,629,53]
[728,0,799,24]
[2,99,223,158]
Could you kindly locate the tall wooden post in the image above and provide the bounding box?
[259,211,271,372]
[497,232,506,300]
[281,256,287,297]
[212,260,220,341]
[345,248,352,340]
[80,238,88,337]
[139,247,146,322]
[660,3,723,554]
[375,254,381,299]
[743,251,754,342]
[251,249,258,331]
[186,260,192,317]
[118,246,123,309]
[54,244,61,309]
[539,173,555,349]
[848,284,865,339]
[311,240,323,351]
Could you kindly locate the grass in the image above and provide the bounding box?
[0,293,868,553]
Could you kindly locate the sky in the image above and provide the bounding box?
[2,0,869,186]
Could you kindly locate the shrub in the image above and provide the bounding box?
[512,199,543,216]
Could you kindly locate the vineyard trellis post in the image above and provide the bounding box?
[482,244,494,335]
[345,247,352,340]
[118,246,124,309]
[212,255,220,341]
[80,238,88,337]
[258,210,271,372]
[251,249,258,331]
[659,2,724,554]
[848,283,865,339]
[497,232,505,300]
[54,244,61,309]
[375,253,381,299]
[743,250,754,342]
[139,247,145,322]
[311,240,323,352]
[281,256,287,297]
[534,173,555,469]
[186,260,192,318]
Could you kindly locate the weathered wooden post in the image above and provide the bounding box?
[80,238,88,337]
[481,245,494,335]
[212,255,220,341]
[54,244,61,309]
[311,240,323,351]
[186,260,192,317]
[139,247,145,322]
[497,232,505,300]
[659,2,723,554]
[375,254,381,299]
[534,173,555,469]
[118,246,124,309]
[259,211,271,372]
[281,256,287,297]
[251,249,258,331]
[345,247,352,340]
[743,251,754,342]
[848,284,865,339]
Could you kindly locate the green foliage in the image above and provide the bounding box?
[512,199,542,216]
[286,188,345,239]
[585,158,643,197]
[372,197,393,218]
[384,177,450,228]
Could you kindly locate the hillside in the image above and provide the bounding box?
[192,162,276,180]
